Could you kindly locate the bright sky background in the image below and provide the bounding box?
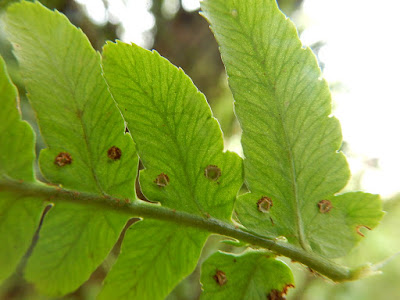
[76,0,400,198]
[298,0,400,198]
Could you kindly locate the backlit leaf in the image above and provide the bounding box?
[103,41,243,220]
[0,55,43,283]
[201,0,383,257]
[101,41,243,299]
[200,251,294,300]
[4,2,138,295]
[98,219,208,300]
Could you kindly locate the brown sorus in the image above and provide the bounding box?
[318,199,333,213]
[107,146,122,160]
[213,270,227,286]
[154,173,170,187]
[54,152,72,167]
[204,165,221,181]
[257,196,273,213]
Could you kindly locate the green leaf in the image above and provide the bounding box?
[102,41,243,220]
[306,192,384,256]
[98,219,208,300]
[0,192,43,283]
[0,56,34,182]
[101,41,243,299]
[0,55,43,283]
[5,2,136,197]
[24,202,125,296]
[201,0,383,257]
[4,2,138,295]
[200,251,294,300]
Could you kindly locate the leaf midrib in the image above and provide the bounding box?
[231,10,310,250]
[239,256,261,299]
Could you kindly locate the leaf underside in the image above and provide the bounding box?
[98,219,208,300]
[102,41,243,220]
[4,2,138,295]
[201,0,383,258]
[200,251,294,300]
[0,0,386,298]
[101,41,243,299]
[0,56,43,283]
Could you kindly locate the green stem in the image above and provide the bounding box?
[0,178,375,282]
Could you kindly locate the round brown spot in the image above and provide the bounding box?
[154,173,170,187]
[204,165,221,181]
[108,146,122,160]
[257,196,273,213]
[213,270,227,286]
[318,200,332,213]
[54,152,72,167]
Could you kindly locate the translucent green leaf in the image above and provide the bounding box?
[24,202,125,296]
[98,219,208,300]
[4,2,138,295]
[0,56,43,283]
[306,192,384,256]
[0,56,34,182]
[200,251,294,299]
[201,0,383,257]
[103,41,242,220]
[101,41,243,298]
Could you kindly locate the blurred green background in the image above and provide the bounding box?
[0,0,399,299]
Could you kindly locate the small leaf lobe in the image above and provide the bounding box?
[318,200,332,213]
